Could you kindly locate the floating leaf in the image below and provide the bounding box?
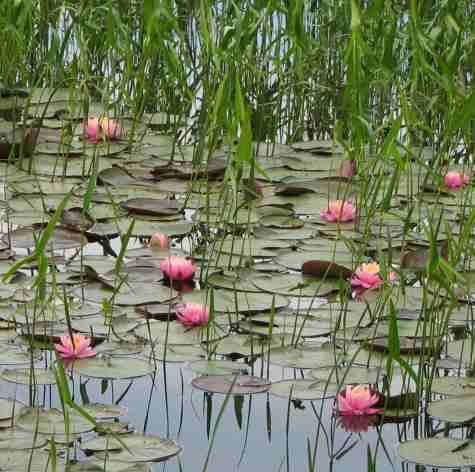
[1,368,56,385]
[427,395,475,424]
[192,374,270,395]
[81,433,181,463]
[72,357,155,380]
[270,379,339,400]
[399,438,475,468]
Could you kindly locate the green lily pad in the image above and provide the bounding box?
[398,438,475,468]
[0,398,25,421]
[68,460,150,471]
[81,433,181,463]
[134,320,218,345]
[275,247,354,272]
[430,376,475,396]
[0,449,63,471]
[252,273,342,297]
[72,357,155,380]
[269,379,339,400]
[309,366,382,385]
[72,314,139,337]
[142,344,204,363]
[0,368,56,385]
[0,428,47,450]
[182,289,288,313]
[16,406,93,435]
[207,334,292,357]
[192,374,270,395]
[82,403,128,420]
[73,281,177,306]
[7,225,87,250]
[268,345,343,369]
[428,395,475,423]
[0,346,42,365]
[186,359,247,376]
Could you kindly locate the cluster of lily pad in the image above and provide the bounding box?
[1,88,475,468]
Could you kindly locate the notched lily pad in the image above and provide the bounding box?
[81,433,181,463]
[0,368,56,385]
[399,438,475,468]
[120,198,182,217]
[72,357,155,380]
[16,406,93,435]
[192,374,270,395]
[427,395,475,424]
[430,376,475,396]
[270,379,338,400]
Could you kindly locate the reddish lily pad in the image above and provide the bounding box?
[120,198,182,217]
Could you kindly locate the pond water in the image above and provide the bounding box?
[1,91,475,472]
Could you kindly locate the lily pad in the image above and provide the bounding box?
[16,406,93,435]
[72,357,155,380]
[0,347,42,365]
[268,345,343,369]
[309,366,382,385]
[0,398,25,421]
[430,376,475,396]
[252,273,341,297]
[0,428,47,450]
[182,289,288,313]
[427,395,475,423]
[7,225,87,250]
[81,433,181,463]
[269,379,339,400]
[73,281,177,306]
[142,344,204,363]
[82,403,128,420]
[186,359,247,376]
[0,368,56,385]
[398,438,475,468]
[192,374,270,395]
[120,198,182,217]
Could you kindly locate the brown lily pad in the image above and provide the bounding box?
[120,198,182,217]
[302,260,353,279]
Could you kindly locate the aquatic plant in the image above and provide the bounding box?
[320,200,356,223]
[443,170,470,190]
[54,334,97,362]
[160,256,197,282]
[351,262,395,291]
[175,302,209,327]
[83,117,123,143]
[149,232,169,249]
[337,385,382,416]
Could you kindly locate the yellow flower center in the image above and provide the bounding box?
[360,262,380,274]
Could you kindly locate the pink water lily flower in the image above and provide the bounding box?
[149,232,169,249]
[337,385,382,416]
[54,334,96,361]
[160,256,197,281]
[320,200,356,223]
[351,262,384,290]
[83,117,102,143]
[176,302,209,327]
[99,117,123,140]
[444,170,469,190]
[83,117,123,143]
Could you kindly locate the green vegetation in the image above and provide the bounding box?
[0,1,474,471]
